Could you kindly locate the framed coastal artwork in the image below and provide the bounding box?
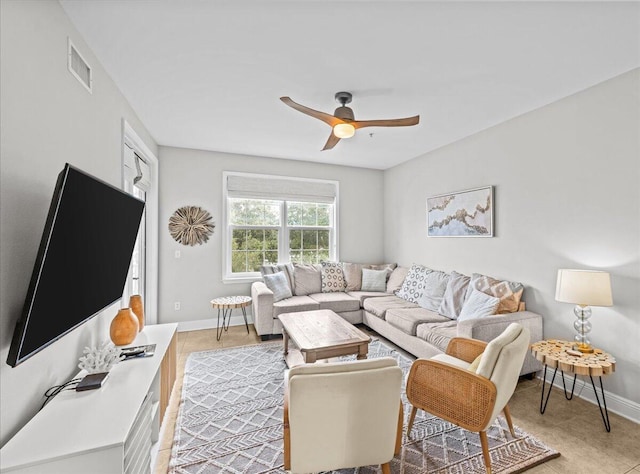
[427,186,493,237]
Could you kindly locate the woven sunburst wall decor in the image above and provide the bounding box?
[168,206,215,246]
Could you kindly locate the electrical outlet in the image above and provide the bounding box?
[174,250,181,259]
[174,302,181,311]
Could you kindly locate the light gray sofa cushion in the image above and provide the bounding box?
[416,270,449,311]
[263,271,293,302]
[309,292,360,313]
[347,291,392,305]
[273,295,320,317]
[416,320,458,352]
[364,295,418,319]
[385,308,450,336]
[293,263,322,296]
[437,271,471,320]
[387,266,408,293]
[343,263,363,291]
[361,268,387,292]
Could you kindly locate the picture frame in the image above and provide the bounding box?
[427,186,493,237]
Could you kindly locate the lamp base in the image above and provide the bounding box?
[573,342,594,354]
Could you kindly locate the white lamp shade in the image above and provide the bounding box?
[333,123,355,139]
[555,269,613,307]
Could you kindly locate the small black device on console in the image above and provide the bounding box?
[75,372,109,392]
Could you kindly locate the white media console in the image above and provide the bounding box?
[0,323,178,474]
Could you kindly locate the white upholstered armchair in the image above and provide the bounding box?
[284,357,403,473]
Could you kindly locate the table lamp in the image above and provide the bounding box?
[555,269,613,353]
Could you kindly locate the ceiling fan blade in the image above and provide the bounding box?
[280,97,341,127]
[353,115,420,129]
[322,132,341,151]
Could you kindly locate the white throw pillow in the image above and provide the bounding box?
[458,289,500,321]
[416,270,450,311]
[263,271,293,302]
[361,268,387,292]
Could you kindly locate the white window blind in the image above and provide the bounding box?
[124,146,151,191]
[226,174,337,203]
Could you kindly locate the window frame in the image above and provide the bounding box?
[222,172,339,283]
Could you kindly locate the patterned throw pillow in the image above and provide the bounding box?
[396,264,433,303]
[321,261,346,293]
[467,273,524,314]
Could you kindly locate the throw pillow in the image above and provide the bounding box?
[396,263,433,303]
[458,289,501,321]
[467,273,524,314]
[387,266,409,293]
[361,268,387,292]
[342,262,363,291]
[321,261,346,293]
[262,271,293,302]
[416,271,450,312]
[368,263,397,281]
[293,263,322,296]
[437,271,471,320]
[260,263,295,291]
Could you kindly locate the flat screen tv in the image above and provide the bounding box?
[6,164,145,367]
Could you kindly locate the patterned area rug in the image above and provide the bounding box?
[169,340,559,473]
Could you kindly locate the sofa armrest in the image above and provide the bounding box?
[457,310,543,342]
[457,310,544,375]
[251,281,274,336]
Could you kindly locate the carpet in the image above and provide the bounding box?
[169,340,559,473]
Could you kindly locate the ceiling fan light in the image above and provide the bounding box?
[333,123,355,139]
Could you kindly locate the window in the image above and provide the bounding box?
[122,120,159,324]
[224,172,338,281]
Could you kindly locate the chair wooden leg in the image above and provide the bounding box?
[395,402,403,455]
[479,431,492,474]
[503,404,516,437]
[406,406,417,437]
[381,462,391,474]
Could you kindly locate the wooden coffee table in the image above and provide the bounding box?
[278,309,371,368]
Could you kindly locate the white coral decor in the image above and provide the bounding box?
[78,341,124,374]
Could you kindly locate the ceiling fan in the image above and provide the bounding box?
[280,92,420,150]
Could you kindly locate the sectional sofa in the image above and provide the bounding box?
[251,262,543,375]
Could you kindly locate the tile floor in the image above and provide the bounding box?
[154,324,640,474]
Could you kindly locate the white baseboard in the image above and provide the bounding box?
[539,370,640,424]
[177,314,252,332]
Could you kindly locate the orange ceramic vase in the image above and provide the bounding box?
[129,295,145,332]
[110,308,139,346]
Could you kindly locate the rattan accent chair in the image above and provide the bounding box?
[283,357,403,474]
[405,323,530,474]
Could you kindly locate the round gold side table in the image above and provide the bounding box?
[531,339,615,431]
[210,295,252,341]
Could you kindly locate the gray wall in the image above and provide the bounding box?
[384,69,640,406]
[0,0,157,445]
[157,146,385,325]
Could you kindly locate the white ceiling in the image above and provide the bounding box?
[60,1,640,170]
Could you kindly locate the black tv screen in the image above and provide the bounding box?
[6,164,145,367]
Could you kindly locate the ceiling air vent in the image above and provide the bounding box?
[67,38,92,93]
